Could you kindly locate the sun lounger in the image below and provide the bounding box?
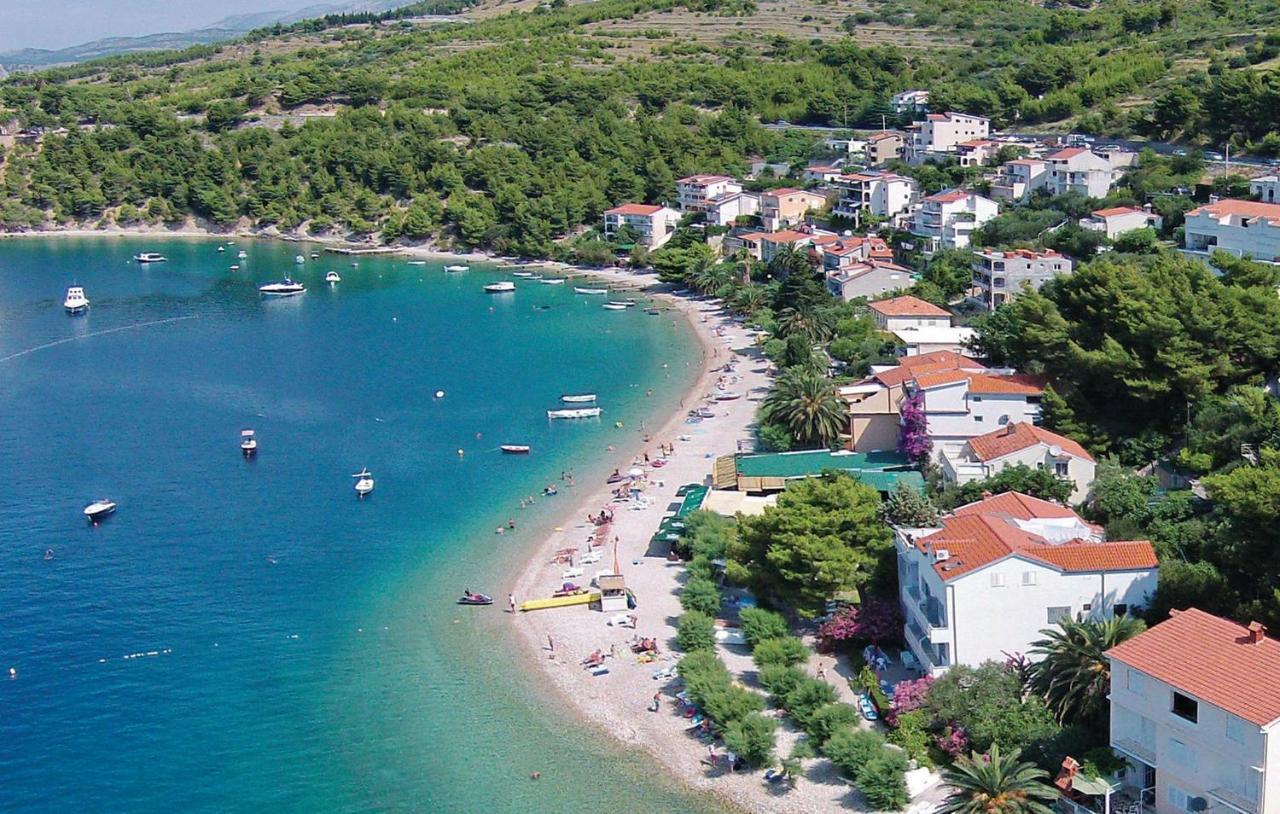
[652,665,678,680]
[589,666,609,676]
[561,567,584,579]
[580,551,601,564]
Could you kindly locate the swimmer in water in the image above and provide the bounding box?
[44,548,53,561]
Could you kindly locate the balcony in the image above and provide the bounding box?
[1207,786,1260,814]
[916,595,947,630]
[1110,735,1157,767]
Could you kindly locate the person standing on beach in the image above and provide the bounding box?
[508,593,516,613]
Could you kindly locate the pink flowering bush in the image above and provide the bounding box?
[817,598,904,651]
[891,675,935,715]
[898,390,932,463]
[934,725,969,758]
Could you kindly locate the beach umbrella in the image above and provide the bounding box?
[628,467,644,478]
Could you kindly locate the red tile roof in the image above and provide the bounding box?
[1187,199,1280,221]
[605,203,664,216]
[967,422,1093,463]
[762,230,812,244]
[766,187,805,197]
[953,491,1078,521]
[867,131,901,143]
[1092,206,1143,218]
[913,371,1044,395]
[915,504,1155,581]
[1048,147,1088,159]
[925,188,971,204]
[869,295,950,318]
[678,174,734,185]
[1107,608,1280,726]
[868,351,986,388]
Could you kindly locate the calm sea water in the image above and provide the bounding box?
[0,238,718,813]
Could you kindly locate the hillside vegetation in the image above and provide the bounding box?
[1,0,1279,247]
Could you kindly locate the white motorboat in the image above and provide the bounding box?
[602,302,628,311]
[444,264,470,273]
[484,281,516,293]
[560,394,597,403]
[326,271,341,284]
[258,278,306,297]
[539,278,565,285]
[134,252,166,263]
[607,300,637,308]
[310,252,319,259]
[353,468,375,497]
[238,250,248,259]
[500,444,531,454]
[217,246,225,253]
[295,254,306,264]
[548,407,603,419]
[574,287,608,295]
[64,286,90,314]
[240,428,258,457]
[714,392,742,401]
[511,271,535,278]
[83,499,117,522]
[407,260,427,266]
[229,265,240,271]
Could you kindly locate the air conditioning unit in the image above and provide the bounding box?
[934,548,950,562]
[1187,798,1208,813]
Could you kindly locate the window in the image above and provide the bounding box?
[1126,668,1144,695]
[935,642,951,666]
[1022,571,1037,586]
[1172,691,1199,723]
[1226,715,1247,744]
[974,416,984,422]
[990,572,1006,588]
[972,395,983,402]
[1047,606,1071,624]
[1054,461,1070,477]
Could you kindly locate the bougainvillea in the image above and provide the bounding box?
[898,389,932,463]
[817,597,904,650]
[935,724,969,758]
[891,675,936,715]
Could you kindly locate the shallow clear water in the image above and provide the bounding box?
[0,238,718,813]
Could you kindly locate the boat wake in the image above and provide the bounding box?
[0,315,198,363]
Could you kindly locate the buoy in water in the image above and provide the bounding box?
[435,390,445,399]
[8,667,15,679]
[615,421,624,428]
[457,449,464,456]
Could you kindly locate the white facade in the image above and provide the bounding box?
[894,326,976,357]
[916,374,1043,455]
[1251,175,1280,204]
[971,249,1073,309]
[602,204,680,249]
[910,190,1000,253]
[676,175,742,213]
[1183,200,1280,264]
[990,159,1048,201]
[1045,148,1118,199]
[702,192,760,226]
[1083,206,1164,239]
[939,423,1096,503]
[833,172,919,222]
[907,112,990,163]
[892,90,930,114]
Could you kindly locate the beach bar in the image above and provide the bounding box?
[713,449,924,494]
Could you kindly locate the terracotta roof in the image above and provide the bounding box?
[913,371,1044,395]
[678,174,734,184]
[958,139,994,148]
[1187,199,1280,221]
[1092,206,1142,219]
[761,230,811,244]
[868,350,986,388]
[869,295,950,318]
[867,132,900,143]
[975,248,1063,260]
[926,113,948,121]
[925,188,971,204]
[766,187,805,197]
[966,422,1093,463]
[953,491,1078,521]
[605,203,663,216]
[1107,608,1280,726]
[1048,147,1088,159]
[915,507,1156,581]
[1006,159,1045,166]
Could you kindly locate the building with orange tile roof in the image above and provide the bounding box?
[909,188,1000,253]
[913,370,1046,457]
[760,187,829,231]
[1184,198,1280,264]
[1106,608,1280,814]
[602,203,680,249]
[1080,204,1163,239]
[832,170,919,224]
[941,422,1097,503]
[990,157,1048,202]
[675,175,742,213]
[894,492,1157,674]
[971,248,1074,309]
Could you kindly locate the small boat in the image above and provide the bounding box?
[500,445,531,454]
[237,250,248,259]
[512,271,535,278]
[326,271,341,284]
[539,277,565,285]
[574,287,608,295]
[645,308,661,315]
[353,468,375,497]
[602,303,628,311]
[217,246,225,253]
[310,252,319,259]
[134,252,166,263]
[548,407,603,419]
[484,281,516,293]
[229,265,240,271]
[695,407,715,418]
[607,300,637,308]
[258,278,306,297]
[560,394,597,403]
[457,592,493,606]
[714,392,742,401]
[295,255,305,265]
[240,428,258,456]
[407,260,427,266]
[64,286,90,314]
[444,264,470,273]
[83,499,117,522]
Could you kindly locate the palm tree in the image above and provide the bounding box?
[730,284,768,315]
[776,306,835,343]
[763,369,846,447]
[1028,615,1146,727]
[937,745,1058,814]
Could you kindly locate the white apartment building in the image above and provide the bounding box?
[676,175,742,213]
[1183,199,1280,264]
[990,159,1048,202]
[911,368,1045,454]
[957,140,998,168]
[832,171,920,223]
[1045,147,1118,199]
[906,112,990,163]
[896,491,1158,674]
[602,203,680,249]
[1082,206,1164,239]
[940,421,1097,503]
[1251,175,1280,204]
[868,294,951,333]
[971,248,1073,309]
[1106,608,1280,814]
[821,236,912,302]
[702,191,760,226]
[804,165,845,184]
[910,189,1000,253]
[892,90,931,114]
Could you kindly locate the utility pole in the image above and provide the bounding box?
[1225,142,1230,174]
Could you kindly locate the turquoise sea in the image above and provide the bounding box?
[0,237,718,813]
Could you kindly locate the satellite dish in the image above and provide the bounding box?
[1049,444,1064,457]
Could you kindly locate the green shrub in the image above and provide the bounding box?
[722,712,778,767]
[823,727,887,778]
[887,710,932,766]
[751,636,809,668]
[702,683,766,726]
[858,753,910,811]
[678,650,728,682]
[739,607,789,647]
[676,611,717,652]
[857,665,891,712]
[784,678,839,729]
[681,576,722,616]
[806,702,861,747]
[757,664,807,705]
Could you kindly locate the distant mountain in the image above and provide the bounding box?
[0,1,420,71]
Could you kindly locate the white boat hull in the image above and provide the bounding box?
[560,394,597,403]
[548,408,602,419]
